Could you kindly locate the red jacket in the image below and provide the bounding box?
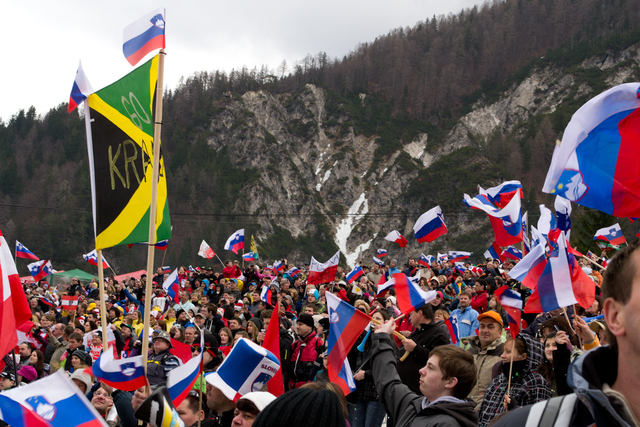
[222,265,242,278]
[471,290,488,314]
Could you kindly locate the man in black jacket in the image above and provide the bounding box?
[397,304,450,394]
[372,319,478,427]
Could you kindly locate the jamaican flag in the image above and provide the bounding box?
[86,55,171,250]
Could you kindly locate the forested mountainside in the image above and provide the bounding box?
[1,0,640,274]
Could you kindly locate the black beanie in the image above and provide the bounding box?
[253,388,346,427]
[297,314,315,329]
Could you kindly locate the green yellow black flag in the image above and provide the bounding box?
[86,55,171,250]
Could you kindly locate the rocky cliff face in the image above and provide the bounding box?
[197,43,640,267]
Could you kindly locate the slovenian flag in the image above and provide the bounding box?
[372,256,385,267]
[260,285,273,306]
[224,229,245,254]
[444,316,459,344]
[123,8,166,66]
[83,249,111,269]
[419,253,434,267]
[542,83,640,217]
[0,370,107,427]
[387,273,437,315]
[325,293,370,395]
[161,266,171,274]
[464,184,523,246]
[483,241,503,262]
[593,223,626,246]
[27,260,53,282]
[437,253,448,263]
[484,181,523,208]
[448,251,471,263]
[273,260,285,273]
[162,269,180,303]
[68,60,93,113]
[155,239,169,250]
[205,338,280,402]
[243,252,255,261]
[376,249,387,257]
[384,230,408,248]
[15,241,39,261]
[90,348,146,391]
[507,244,547,291]
[501,246,522,261]
[494,286,523,339]
[286,267,300,278]
[167,330,204,406]
[346,265,364,284]
[413,206,448,243]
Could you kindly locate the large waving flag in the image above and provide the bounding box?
[83,249,111,269]
[86,55,171,250]
[524,233,577,313]
[593,223,627,246]
[464,185,523,246]
[15,241,39,261]
[418,253,434,267]
[162,268,180,303]
[205,338,280,402]
[325,292,370,395]
[494,286,522,339]
[0,394,50,427]
[308,251,340,285]
[1,371,108,427]
[167,330,203,406]
[68,60,94,113]
[388,273,437,315]
[543,83,640,218]
[198,240,216,259]
[501,246,522,261]
[483,241,503,262]
[384,230,408,248]
[0,230,33,361]
[484,180,523,208]
[263,301,284,397]
[448,251,471,263]
[224,229,245,254]
[90,348,146,391]
[123,8,166,67]
[507,243,547,291]
[27,260,53,282]
[346,265,364,284]
[413,206,447,243]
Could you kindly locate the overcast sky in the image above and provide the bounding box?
[0,0,485,122]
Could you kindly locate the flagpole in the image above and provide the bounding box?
[97,249,109,354]
[141,48,167,375]
[14,241,17,267]
[215,253,226,268]
[581,255,605,270]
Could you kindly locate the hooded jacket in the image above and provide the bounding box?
[477,333,551,427]
[491,345,639,427]
[371,332,478,427]
[467,336,504,407]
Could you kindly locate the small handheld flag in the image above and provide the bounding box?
[90,349,146,391]
[376,249,388,257]
[308,251,340,285]
[198,240,216,259]
[15,241,39,261]
[418,253,434,267]
[501,246,523,261]
[494,286,523,339]
[167,330,204,406]
[60,295,79,311]
[162,269,180,303]
[243,252,255,261]
[135,386,185,427]
[346,265,364,284]
[385,230,408,248]
[448,251,471,263]
[372,256,385,267]
[444,316,459,344]
[27,260,53,282]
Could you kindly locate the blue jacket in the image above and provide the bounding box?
[449,306,479,341]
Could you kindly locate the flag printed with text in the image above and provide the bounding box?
[325,293,370,395]
[15,241,39,261]
[86,54,171,250]
[123,8,166,66]
[308,251,340,285]
[198,240,216,259]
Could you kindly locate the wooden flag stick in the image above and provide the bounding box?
[506,346,515,395]
[581,255,605,270]
[369,317,411,361]
[141,48,166,374]
[215,253,226,268]
[97,249,109,354]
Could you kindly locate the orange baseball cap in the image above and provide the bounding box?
[477,310,503,327]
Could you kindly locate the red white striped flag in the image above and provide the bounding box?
[61,295,79,311]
